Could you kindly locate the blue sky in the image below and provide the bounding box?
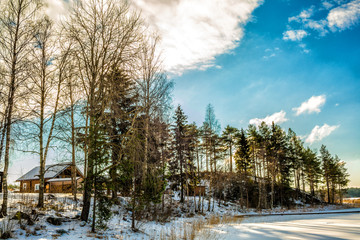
[8,0,360,186]
[168,0,360,186]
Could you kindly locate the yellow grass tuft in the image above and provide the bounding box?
[343,198,360,208]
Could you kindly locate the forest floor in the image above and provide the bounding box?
[0,192,358,239]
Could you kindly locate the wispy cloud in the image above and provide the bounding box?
[285,0,360,39]
[305,124,339,144]
[249,110,288,126]
[293,95,326,116]
[283,30,309,41]
[288,7,315,23]
[322,1,334,10]
[262,47,279,59]
[299,43,310,53]
[131,0,262,74]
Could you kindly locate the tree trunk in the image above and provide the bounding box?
[229,143,232,172]
[70,83,77,202]
[326,176,330,204]
[180,153,184,203]
[1,94,13,216]
[81,114,95,221]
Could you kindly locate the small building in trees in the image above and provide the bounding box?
[193,186,206,196]
[16,163,83,193]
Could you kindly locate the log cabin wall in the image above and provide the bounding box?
[19,180,41,193]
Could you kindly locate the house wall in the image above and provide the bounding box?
[49,183,72,193]
[49,179,83,193]
[194,186,206,196]
[19,180,41,193]
[19,178,83,193]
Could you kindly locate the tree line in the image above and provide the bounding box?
[170,104,349,210]
[0,0,349,233]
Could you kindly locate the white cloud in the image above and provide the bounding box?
[299,43,310,53]
[283,30,309,41]
[304,19,328,34]
[44,0,71,22]
[293,95,326,116]
[327,0,360,30]
[305,124,339,144]
[131,0,262,74]
[322,1,334,10]
[249,110,288,126]
[43,0,261,75]
[289,7,314,22]
[286,0,360,38]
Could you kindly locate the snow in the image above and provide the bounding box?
[198,211,360,240]
[1,192,359,239]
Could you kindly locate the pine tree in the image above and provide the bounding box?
[234,129,251,174]
[320,145,333,203]
[170,105,188,203]
[222,125,239,172]
[302,147,321,199]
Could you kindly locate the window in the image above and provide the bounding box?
[23,183,27,190]
[35,184,40,191]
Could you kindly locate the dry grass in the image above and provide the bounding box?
[343,198,360,208]
[160,215,243,240]
[0,217,16,239]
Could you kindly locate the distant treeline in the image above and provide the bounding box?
[345,188,360,198]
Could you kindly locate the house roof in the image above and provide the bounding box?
[16,162,83,181]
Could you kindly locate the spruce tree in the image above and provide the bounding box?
[106,69,138,199]
[170,105,188,203]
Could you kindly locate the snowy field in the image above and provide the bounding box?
[200,210,360,240]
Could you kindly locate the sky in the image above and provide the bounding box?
[8,0,360,187]
[132,0,360,186]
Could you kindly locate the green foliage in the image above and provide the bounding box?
[345,188,360,198]
[95,176,113,230]
[234,129,251,174]
[142,168,166,205]
[221,125,239,172]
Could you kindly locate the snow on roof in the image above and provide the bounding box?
[16,162,73,181]
[47,177,81,182]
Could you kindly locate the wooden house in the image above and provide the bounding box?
[16,163,83,193]
[194,186,206,196]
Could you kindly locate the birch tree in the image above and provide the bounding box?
[20,17,67,208]
[136,35,173,173]
[0,0,43,216]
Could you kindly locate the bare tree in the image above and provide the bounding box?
[0,0,43,216]
[59,43,80,202]
[136,35,173,173]
[19,17,67,208]
[63,0,143,224]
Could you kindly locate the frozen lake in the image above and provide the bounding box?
[203,210,360,240]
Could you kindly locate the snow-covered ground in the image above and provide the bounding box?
[1,192,359,239]
[200,210,360,240]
